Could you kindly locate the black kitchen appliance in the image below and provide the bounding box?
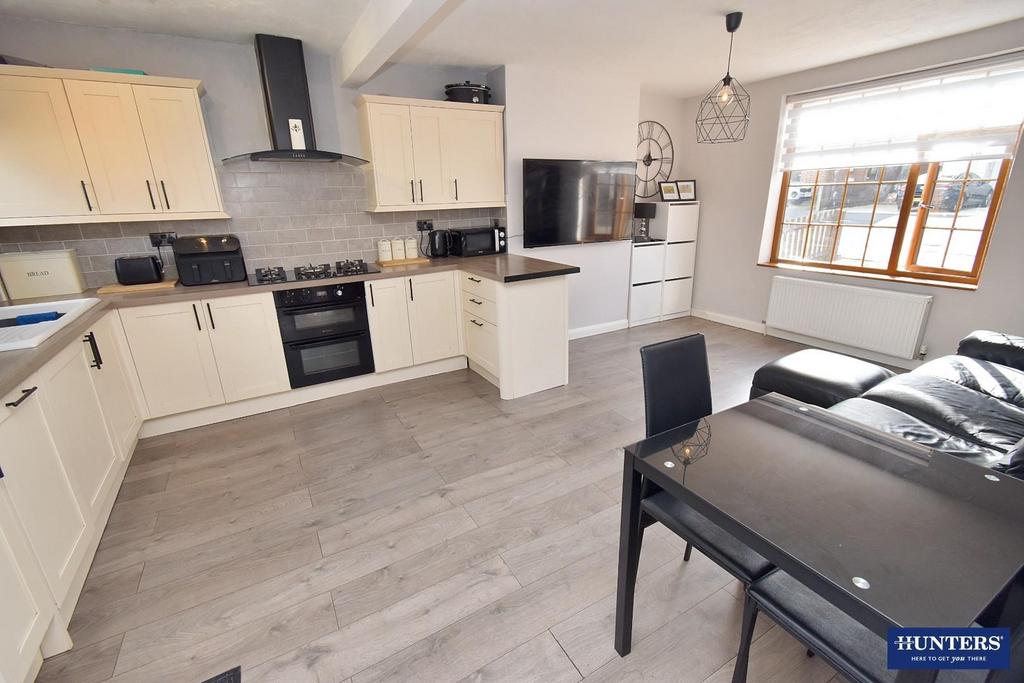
[447,226,507,257]
[427,230,450,258]
[275,282,374,388]
[114,256,163,285]
[249,260,380,285]
[224,35,367,165]
[444,81,491,104]
[173,235,247,286]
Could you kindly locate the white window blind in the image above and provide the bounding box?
[780,54,1024,171]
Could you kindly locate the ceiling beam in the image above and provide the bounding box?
[337,0,455,87]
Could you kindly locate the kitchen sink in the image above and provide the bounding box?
[0,298,101,351]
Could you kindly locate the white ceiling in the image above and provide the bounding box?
[394,0,1024,96]
[0,0,1022,95]
[0,0,372,52]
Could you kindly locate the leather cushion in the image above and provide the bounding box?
[861,374,1024,453]
[912,356,1024,410]
[641,491,772,583]
[751,349,896,408]
[957,330,1024,372]
[1002,437,1024,478]
[829,398,1007,468]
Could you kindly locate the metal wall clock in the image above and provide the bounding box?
[636,120,674,198]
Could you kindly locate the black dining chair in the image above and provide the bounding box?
[618,334,774,654]
[732,569,1015,683]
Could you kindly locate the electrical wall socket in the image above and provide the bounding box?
[416,220,434,232]
[149,232,177,247]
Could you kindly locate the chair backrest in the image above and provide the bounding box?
[640,333,712,438]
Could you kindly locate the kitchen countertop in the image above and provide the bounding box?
[0,253,579,397]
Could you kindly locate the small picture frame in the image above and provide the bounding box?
[676,179,697,202]
[658,181,680,201]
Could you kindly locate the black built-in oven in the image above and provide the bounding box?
[275,282,375,388]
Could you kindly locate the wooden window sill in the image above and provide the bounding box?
[757,261,979,291]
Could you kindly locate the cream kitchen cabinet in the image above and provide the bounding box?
[0,481,55,683]
[366,271,461,371]
[358,94,506,212]
[0,381,89,604]
[205,293,290,403]
[0,65,227,227]
[0,74,94,219]
[64,79,161,216]
[120,301,225,417]
[87,312,144,459]
[121,292,289,418]
[366,277,414,372]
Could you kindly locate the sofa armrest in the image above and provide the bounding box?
[956,331,1024,372]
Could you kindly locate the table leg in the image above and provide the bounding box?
[894,671,938,683]
[615,451,643,656]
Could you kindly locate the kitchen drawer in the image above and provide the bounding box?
[629,282,662,324]
[664,242,696,279]
[461,289,498,325]
[630,243,665,285]
[662,277,693,316]
[464,315,499,377]
[460,271,497,301]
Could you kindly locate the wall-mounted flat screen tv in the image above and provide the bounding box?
[523,159,636,248]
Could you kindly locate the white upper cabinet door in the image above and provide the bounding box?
[0,75,94,218]
[366,103,416,207]
[0,382,89,602]
[88,312,143,459]
[120,301,225,418]
[407,271,461,364]
[132,84,222,213]
[664,242,696,280]
[205,293,290,403]
[36,341,119,521]
[0,482,55,683]
[64,79,161,215]
[409,106,446,205]
[366,277,414,372]
[441,109,505,204]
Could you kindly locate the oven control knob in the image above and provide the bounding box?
[335,288,344,297]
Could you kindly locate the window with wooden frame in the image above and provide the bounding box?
[767,55,1024,286]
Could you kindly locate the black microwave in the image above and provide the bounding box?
[448,226,507,257]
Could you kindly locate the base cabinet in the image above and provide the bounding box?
[0,483,54,683]
[88,312,144,459]
[465,316,499,377]
[408,272,461,364]
[205,293,290,402]
[366,278,414,372]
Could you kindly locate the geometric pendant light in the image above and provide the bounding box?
[696,11,751,144]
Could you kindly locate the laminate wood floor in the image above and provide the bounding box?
[38,318,849,683]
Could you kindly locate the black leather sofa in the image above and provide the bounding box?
[750,331,1024,479]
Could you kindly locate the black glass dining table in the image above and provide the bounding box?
[615,393,1024,682]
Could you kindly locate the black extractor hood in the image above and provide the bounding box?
[226,34,367,164]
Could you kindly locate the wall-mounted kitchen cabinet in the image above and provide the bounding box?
[0,65,228,227]
[357,94,505,212]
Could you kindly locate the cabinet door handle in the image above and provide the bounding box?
[454,178,459,201]
[410,180,416,203]
[146,180,156,210]
[83,331,103,369]
[5,386,37,408]
[408,279,414,301]
[206,302,216,330]
[368,283,375,307]
[419,179,424,202]
[470,319,483,327]
[160,180,171,210]
[80,180,93,211]
[192,303,202,331]
[467,276,481,283]
[469,298,482,305]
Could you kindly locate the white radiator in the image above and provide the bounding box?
[766,277,932,360]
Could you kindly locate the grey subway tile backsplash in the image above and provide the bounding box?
[1,158,505,289]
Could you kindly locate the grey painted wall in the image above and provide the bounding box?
[668,19,1024,359]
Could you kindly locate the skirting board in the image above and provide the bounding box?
[690,309,767,334]
[140,356,468,437]
[569,318,629,340]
